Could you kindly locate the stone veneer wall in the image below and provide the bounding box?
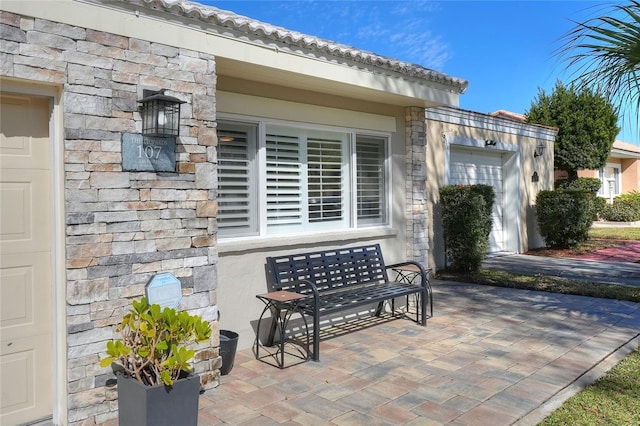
[405,106,429,265]
[1,11,220,425]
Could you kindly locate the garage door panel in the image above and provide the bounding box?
[1,253,51,340]
[0,333,52,425]
[450,149,505,253]
[0,96,50,170]
[0,170,51,254]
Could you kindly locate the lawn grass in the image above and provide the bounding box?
[437,269,640,303]
[539,348,640,426]
[440,227,640,425]
[589,226,640,240]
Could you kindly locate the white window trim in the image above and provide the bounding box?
[598,162,622,199]
[217,113,393,241]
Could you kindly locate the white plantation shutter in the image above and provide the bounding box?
[308,136,344,223]
[266,132,303,229]
[217,125,257,236]
[217,120,389,238]
[356,135,386,225]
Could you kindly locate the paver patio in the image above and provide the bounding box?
[195,281,640,425]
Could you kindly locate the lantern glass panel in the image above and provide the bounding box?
[141,98,181,137]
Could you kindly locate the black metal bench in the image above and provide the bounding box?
[266,244,432,361]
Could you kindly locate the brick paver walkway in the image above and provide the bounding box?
[196,282,640,425]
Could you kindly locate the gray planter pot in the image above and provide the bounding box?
[116,372,200,426]
[219,330,239,375]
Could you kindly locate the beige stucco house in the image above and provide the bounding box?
[490,110,640,200]
[576,140,640,201]
[0,1,555,424]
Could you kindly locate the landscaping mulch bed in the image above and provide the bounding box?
[527,239,640,264]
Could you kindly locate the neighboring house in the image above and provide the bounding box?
[575,140,640,201]
[0,1,554,424]
[490,110,640,199]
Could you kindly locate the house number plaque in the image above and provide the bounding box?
[122,133,176,172]
[146,272,183,309]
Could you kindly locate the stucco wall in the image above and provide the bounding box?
[214,86,414,350]
[425,108,555,270]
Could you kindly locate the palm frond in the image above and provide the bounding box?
[558,1,640,130]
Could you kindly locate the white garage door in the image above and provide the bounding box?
[449,149,505,253]
[0,94,53,425]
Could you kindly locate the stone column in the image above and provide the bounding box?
[405,106,429,266]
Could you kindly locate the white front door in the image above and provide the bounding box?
[449,149,505,253]
[0,94,53,425]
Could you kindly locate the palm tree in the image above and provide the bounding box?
[559,1,640,127]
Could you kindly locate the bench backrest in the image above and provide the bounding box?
[266,244,390,294]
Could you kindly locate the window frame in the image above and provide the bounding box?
[217,114,391,240]
[598,162,622,199]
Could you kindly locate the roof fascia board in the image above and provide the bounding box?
[427,107,558,141]
[610,148,640,159]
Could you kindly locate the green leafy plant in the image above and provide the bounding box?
[440,184,494,273]
[557,178,605,220]
[525,81,619,180]
[556,177,602,195]
[601,201,640,222]
[536,189,594,248]
[100,297,212,387]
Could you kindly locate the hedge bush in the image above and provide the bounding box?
[599,191,640,222]
[615,190,640,217]
[536,189,593,248]
[601,202,639,222]
[440,184,494,273]
[558,177,604,220]
[556,177,602,195]
[592,196,607,220]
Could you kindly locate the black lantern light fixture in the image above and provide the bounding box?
[534,142,546,158]
[138,89,186,137]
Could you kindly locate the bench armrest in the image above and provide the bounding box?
[386,261,432,288]
[278,278,320,300]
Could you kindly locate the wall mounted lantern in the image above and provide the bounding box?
[138,89,186,137]
[534,142,546,158]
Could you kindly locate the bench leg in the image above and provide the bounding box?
[312,314,320,361]
[374,301,385,317]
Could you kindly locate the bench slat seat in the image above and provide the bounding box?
[295,281,424,314]
[266,244,432,361]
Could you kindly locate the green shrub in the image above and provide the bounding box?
[557,177,602,195]
[615,190,640,217]
[557,177,603,220]
[440,184,494,273]
[592,196,607,220]
[601,202,639,222]
[536,190,593,248]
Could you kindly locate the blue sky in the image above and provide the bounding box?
[205,0,638,144]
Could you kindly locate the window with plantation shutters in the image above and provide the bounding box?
[266,132,303,230]
[216,120,389,238]
[217,123,257,236]
[308,136,344,223]
[356,135,386,225]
